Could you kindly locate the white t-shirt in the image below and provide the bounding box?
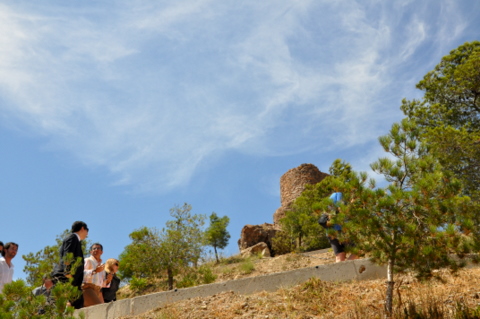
[0,257,14,293]
[83,256,107,287]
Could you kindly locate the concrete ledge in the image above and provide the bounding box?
[75,259,387,318]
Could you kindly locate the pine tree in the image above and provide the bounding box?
[328,119,475,316]
[119,203,205,290]
[401,41,480,200]
[204,213,230,263]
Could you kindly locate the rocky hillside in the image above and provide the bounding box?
[117,251,480,319]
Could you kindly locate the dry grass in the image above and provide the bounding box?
[117,252,480,318]
[121,268,480,318]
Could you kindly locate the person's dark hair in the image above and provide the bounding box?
[71,221,88,233]
[0,241,4,248]
[90,243,103,251]
[2,242,19,257]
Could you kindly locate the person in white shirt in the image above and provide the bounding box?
[0,242,18,293]
[82,243,110,307]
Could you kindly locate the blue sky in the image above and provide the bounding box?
[1,0,479,281]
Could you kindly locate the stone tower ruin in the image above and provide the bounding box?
[273,163,329,225]
[238,163,329,257]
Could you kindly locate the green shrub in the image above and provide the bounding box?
[393,298,480,319]
[302,231,331,252]
[0,279,80,318]
[177,264,217,288]
[220,255,244,265]
[221,267,234,276]
[271,230,295,256]
[239,259,255,274]
[176,272,197,288]
[129,277,148,292]
[199,265,217,284]
[272,229,330,256]
[454,302,480,319]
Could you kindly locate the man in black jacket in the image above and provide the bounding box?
[52,221,89,309]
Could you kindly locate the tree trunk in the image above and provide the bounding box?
[385,258,395,317]
[167,267,174,290]
[214,245,219,263]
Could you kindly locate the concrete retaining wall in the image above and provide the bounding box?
[75,259,387,318]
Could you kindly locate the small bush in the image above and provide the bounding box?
[199,265,217,284]
[0,279,79,318]
[177,265,218,288]
[271,230,295,256]
[221,267,234,276]
[390,295,480,319]
[454,302,480,319]
[176,272,197,288]
[220,255,245,265]
[302,231,331,252]
[400,301,445,319]
[129,277,148,292]
[239,259,255,274]
[272,229,330,255]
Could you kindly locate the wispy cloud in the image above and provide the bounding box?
[0,0,475,192]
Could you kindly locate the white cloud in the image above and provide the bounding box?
[398,20,426,62]
[0,0,476,192]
